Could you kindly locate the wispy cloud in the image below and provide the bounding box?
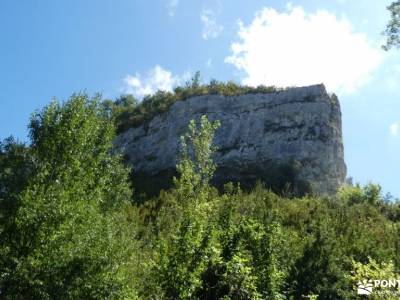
[225,6,384,94]
[390,122,400,137]
[201,8,223,40]
[167,0,179,17]
[123,65,190,99]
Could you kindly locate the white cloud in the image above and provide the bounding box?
[390,123,400,137]
[225,6,384,94]
[123,65,190,99]
[201,8,223,40]
[206,58,213,68]
[167,0,178,17]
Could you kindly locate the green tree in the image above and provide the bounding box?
[337,183,383,206]
[104,94,139,133]
[0,137,34,235]
[149,116,221,299]
[174,115,220,201]
[0,94,138,299]
[383,1,400,50]
[186,71,202,89]
[216,189,289,299]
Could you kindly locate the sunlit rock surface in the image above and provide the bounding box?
[114,84,346,195]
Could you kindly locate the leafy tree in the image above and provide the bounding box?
[337,183,383,206]
[0,94,138,299]
[148,116,220,299]
[103,94,139,134]
[0,137,34,236]
[115,94,138,108]
[383,1,400,50]
[186,71,202,89]
[173,115,220,202]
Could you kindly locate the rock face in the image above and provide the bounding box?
[114,84,346,195]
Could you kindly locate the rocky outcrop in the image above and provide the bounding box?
[114,84,346,195]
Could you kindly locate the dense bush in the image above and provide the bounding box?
[1,93,399,299]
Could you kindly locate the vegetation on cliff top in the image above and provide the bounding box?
[104,72,284,134]
[1,93,400,299]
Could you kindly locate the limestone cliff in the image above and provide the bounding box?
[114,84,346,195]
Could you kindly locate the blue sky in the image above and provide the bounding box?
[1,0,399,197]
